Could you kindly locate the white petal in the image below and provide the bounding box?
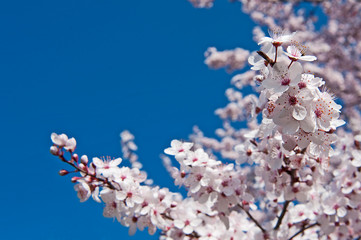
[50,133,58,144]
[191,218,202,227]
[351,150,361,167]
[289,62,303,80]
[51,133,68,147]
[92,187,101,203]
[171,139,182,148]
[174,220,184,229]
[292,105,307,120]
[282,120,299,135]
[183,142,194,150]
[126,198,134,207]
[331,119,345,128]
[283,135,297,151]
[248,55,256,65]
[299,55,317,61]
[116,191,126,200]
[92,157,104,168]
[133,195,143,204]
[164,147,176,155]
[258,37,273,45]
[337,207,347,218]
[300,115,316,133]
[64,137,76,151]
[183,225,193,234]
[110,157,122,167]
[261,78,273,89]
[318,118,331,131]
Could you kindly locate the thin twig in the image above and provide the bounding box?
[239,204,266,233]
[58,151,118,190]
[257,51,275,67]
[288,222,319,240]
[274,200,290,230]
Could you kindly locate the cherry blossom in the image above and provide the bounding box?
[261,61,302,93]
[93,157,122,177]
[51,132,76,151]
[284,44,317,62]
[50,1,361,237]
[258,29,295,47]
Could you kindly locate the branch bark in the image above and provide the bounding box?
[239,204,266,233]
[288,222,319,240]
[274,200,291,230]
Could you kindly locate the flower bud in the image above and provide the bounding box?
[59,169,69,176]
[72,153,79,162]
[170,201,178,208]
[79,163,88,171]
[71,177,81,183]
[50,146,58,155]
[81,155,89,165]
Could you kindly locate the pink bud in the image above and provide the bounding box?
[71,177,81,183]
[79,163,88,171]
[80,155,89,165]
[50,146,58,155]
[72,153,79,162]
[59,169,69,176]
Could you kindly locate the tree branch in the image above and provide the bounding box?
[288,222,319,240]
[239,204,266,233]
[57,150,119,190]
[274,200,290,230]
[257,51,275,67]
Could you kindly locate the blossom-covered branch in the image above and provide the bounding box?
[49,23,361,239]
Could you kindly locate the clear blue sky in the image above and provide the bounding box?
[0,0,257,239]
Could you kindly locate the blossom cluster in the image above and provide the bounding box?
[50,133,262,239]
[181,0,361,239]
[250,31,345,158]
[201,0,361,122]
[50,23,361,239]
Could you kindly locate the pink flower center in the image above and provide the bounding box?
[289,96,298,105]
[315,108,323,118]
[281,78,291,86]
[298,82,307,89]
[222,180,229,187]
[196,174,203,181]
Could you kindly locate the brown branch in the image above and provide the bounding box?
[274,200,290,230]
[239,204,266,233]
[57,150,118,190]
[257,51,275,67]
[288,222,319,240]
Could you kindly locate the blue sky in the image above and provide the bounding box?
[0,0,258,239]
